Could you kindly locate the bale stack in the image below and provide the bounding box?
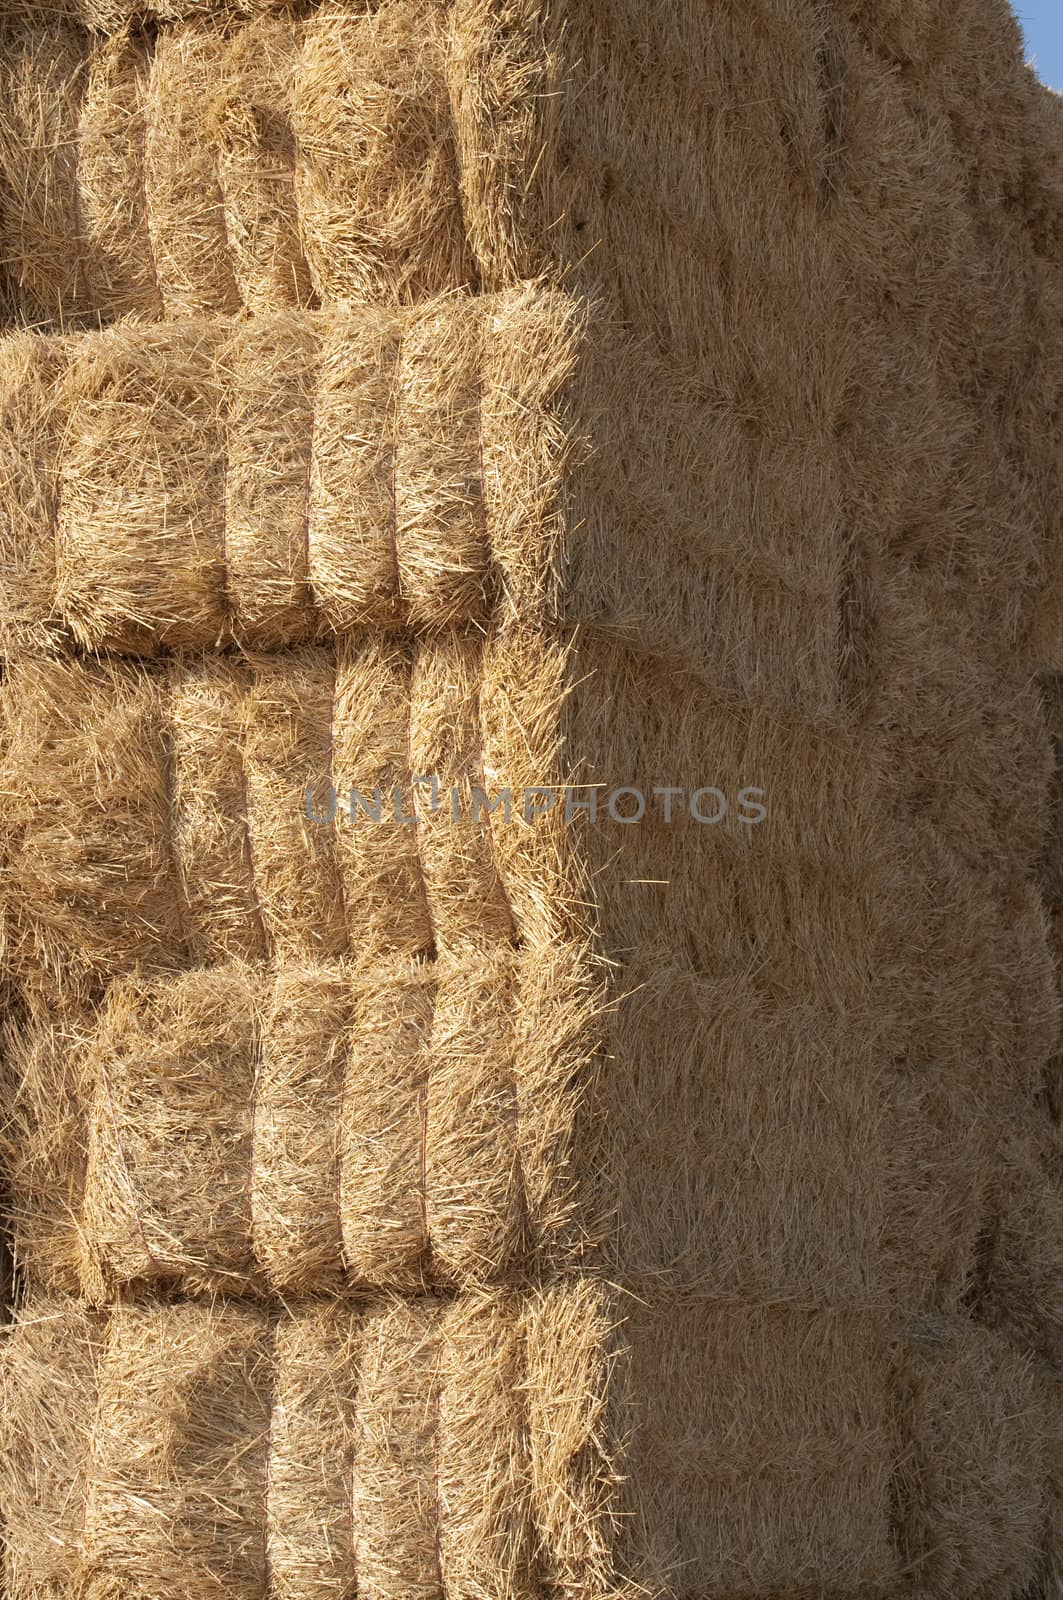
[1,0,1062,1596]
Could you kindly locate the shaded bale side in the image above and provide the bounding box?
[0,655,184,994]
[395,294,491,628]
[169,653,268,965]
[424,948,525,1285]
[77,31,161,320]
[332,636,434,959]
[351,1295,444,1600]
[268,1302,360,1600]
[0,329,69,660]
[83,1300,271,1600]
[983,1118,1063,1364]
[340,954,434,1291]
[437,1289,532,1600]
[221,312,318,647]
[408,627,515,953]
[0,999,92,1294]
[55,319,227,653]
[892,1320,1050,1600]
[211,16,313,313]
[307,305,404,632]
[80,966,259,1300]
[293,0,472,305]
[251,963,348,1293]
[243,645,348,962]
[0,1295,101,1600]
[143,21,241,317]
[0,18,88,325]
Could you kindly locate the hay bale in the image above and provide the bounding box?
[396,295,492,628]
[83,1299,271,1600]
[425,948,526,1285]
[984,1120,1063,1363]
[143,22,241,317]
[0,1295,101,1600]
[77,31,161,320]
[169,653,268,965]
[307,306,403,631]
[332,637,433,960]
[221,312,318,647]
[80,966,259,1300]
[892,1320,1050,1600]
[293,0,472,305]
[0,329,69,660]
[251,963,348,1293]
[0,18,88,326]
[212,16,313,313]
[0,655,184,994]
[268,1302,360,1600]
[55,320,227,653]
[340,955,434,1291]
[243,646,348,961]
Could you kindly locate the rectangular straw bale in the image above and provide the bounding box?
[143,22,241,317]
[77,31,161,320]
[0,655,184,993]
[0,1295,101,1600]
[409,627,515,952]
[0,17,89,325]
[307,305,404,631]
[984,1119,1063,1363]
[351,1295,444,1600]
[81,966,259,1300]
[251,962,349,1293]
[0,329,69,660]
[55,320,227,653]
[0,998,92,1294]
[268,1302,360,1600]
[168,653,268,964]
[221,312,318,647]
[424,947,526,1285]
[293,0,473,304]
[211,16,313,313]
[891,1320,1050,1600]
[333,636,434,959]
[243,645,348,961]
[340,953,434,1291]
[83,1300,271,1600]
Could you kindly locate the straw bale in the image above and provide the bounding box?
[0,999,91,1294]
[351,1295,443,1600]
[143,22,241,317]
[211,16,313,314]
[408,627,514,952]
[251,963,348,1293]
[268,1301,360,1600]
[77,31,161,320]
[425,948,526,1285]
[307,305,404,631]
[0,329,69,660]
[0,1295,101,1600]
[396,294,492,628]
[55,319,227,654]
[168,652,267,964]
[80,965,259,1300]
[83,1299,270,1600]
[242,645,348,961]
[984,1118,1063,1363]
[340,954,434,1291]
[221,312,318,647]
[293,0,472,305]
[0,655,183,993]
[892,1320,1050,1600]
[332,635,434,959]
[0,18,88,326]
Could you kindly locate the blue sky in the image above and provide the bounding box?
[1015,0,1063,89]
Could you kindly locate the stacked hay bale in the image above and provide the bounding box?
[0,1,1061,1597]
